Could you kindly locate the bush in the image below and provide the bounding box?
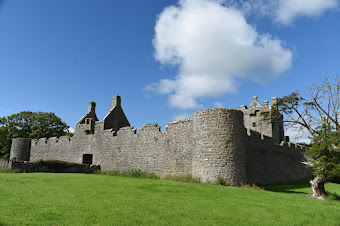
[11,160,100,173]
[37,160,80,170]
[215,175,229,186]
[328,165,340,184]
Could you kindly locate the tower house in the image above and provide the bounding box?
[238,96,284,144]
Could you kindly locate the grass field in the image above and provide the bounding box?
[0,173,339,225]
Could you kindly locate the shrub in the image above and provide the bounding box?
[36,160,80,171]
[215,175,229,186]
[11,160,99,173]
[328,165,340,184]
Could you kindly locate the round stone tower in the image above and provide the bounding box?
[192,109,247,186]
[10,138,31,161]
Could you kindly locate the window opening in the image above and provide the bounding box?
[82,154,93,165]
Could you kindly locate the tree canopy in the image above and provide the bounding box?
[0,111,69,159]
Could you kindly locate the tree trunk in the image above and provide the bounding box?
[310,175,327,200]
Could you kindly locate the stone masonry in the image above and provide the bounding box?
[0,158,9,168]
[10,95,312,185]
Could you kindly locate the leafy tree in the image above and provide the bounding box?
[273,76,340,199]
[0,111,69,159]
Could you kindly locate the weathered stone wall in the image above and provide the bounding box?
[245,130,312,185]
[10,138,31,161]
[30,136,73,162]
[12,95,312,185]
[239,96,284,144]
[29,118,194,178]
[192,109,247,186]
[0,158,9,168]
[26,114,311,185]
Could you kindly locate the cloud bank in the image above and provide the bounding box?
[148,0,292,109]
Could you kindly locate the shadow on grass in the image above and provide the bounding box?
[263,180,340,200]
[262,180,311,195]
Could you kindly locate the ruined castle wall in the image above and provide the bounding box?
[163,119,194,176]
[0,158,9,168]
[99,119,194,176]
[24,106,312,185]
[104,125,167,174]
[29,119,194,177]
[30,136,73,162]
[245,130,312,185]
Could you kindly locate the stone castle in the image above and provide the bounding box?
[10,95,312,185]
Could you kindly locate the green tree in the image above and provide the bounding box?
[273,76,340,199]
[0,111,70,159]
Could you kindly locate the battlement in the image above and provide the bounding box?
[10,95,312,185]
[246,128,307,152]
[239,96,284,144]
[32,136,72,145]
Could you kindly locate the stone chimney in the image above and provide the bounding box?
[88,102,96,113]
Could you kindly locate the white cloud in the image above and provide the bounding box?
[149,0,292,109]
[276,0,338,25]
[245,0,339,25]
[68,127,75,133]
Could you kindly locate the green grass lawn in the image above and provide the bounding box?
[0,173,339,225]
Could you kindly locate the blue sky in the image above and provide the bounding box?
[0,0,339,138]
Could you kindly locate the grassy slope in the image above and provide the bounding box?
[0,173,339,225]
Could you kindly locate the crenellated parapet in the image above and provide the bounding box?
[139,123,161,135]
[117,126,137,137]
[31,136,72,146]
[246,128,307,152]
[239,96,284,144]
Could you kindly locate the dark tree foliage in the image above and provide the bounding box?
[307,125,340,182]
[0,111,69,159]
